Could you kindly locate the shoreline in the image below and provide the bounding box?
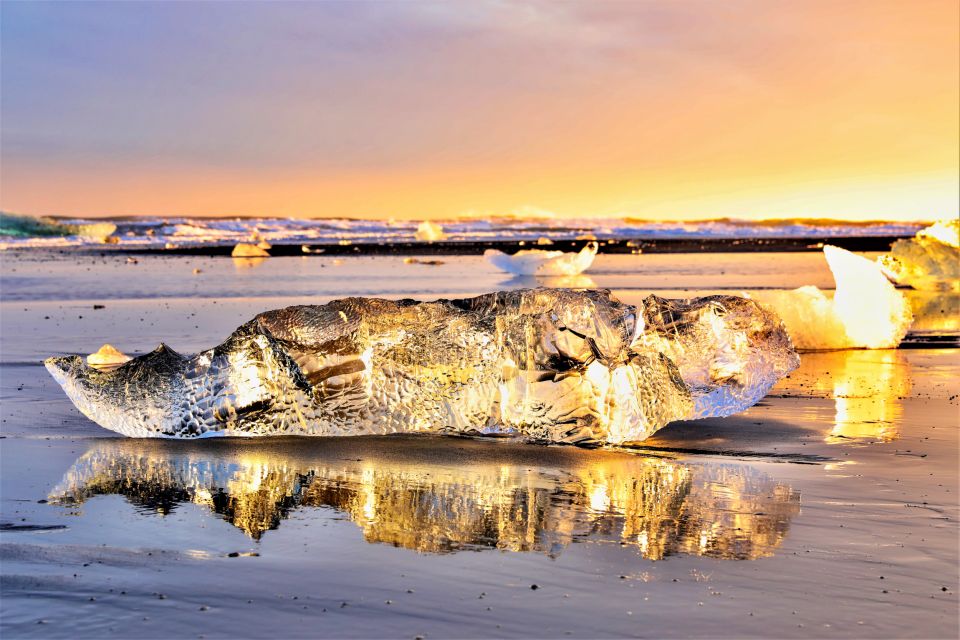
[1,249,956,639]
[4,234,912,256]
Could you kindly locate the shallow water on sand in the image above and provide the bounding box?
[1,252,957,638]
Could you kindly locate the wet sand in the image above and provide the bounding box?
[1,251,957,638]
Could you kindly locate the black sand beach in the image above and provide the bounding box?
[1,249,957,638]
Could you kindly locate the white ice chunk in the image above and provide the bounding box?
[484,242,598,276]
[231,243,270,257]
[756,245,913,350]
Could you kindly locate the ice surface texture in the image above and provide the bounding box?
[45,289,798,443]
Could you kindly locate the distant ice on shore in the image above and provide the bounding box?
[0,211,928,250]
[878,219,959,291]
[484,242,597,276]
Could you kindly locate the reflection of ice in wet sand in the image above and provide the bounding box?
[49,441,799,560]
[778,350,911,442]
[830,351,910,442]
[904,290,960,337]
[232,256,268,270]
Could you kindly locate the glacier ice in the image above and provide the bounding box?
[878,219,959,291]
[485,242,598,276]
[45,288,798,442]
[754,245,913,350]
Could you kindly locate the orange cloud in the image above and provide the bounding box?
[1,1,956,220]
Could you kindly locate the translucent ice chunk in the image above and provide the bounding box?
[634,295,800,419]
[485,242,598,276]
[45,289,798,442]
[756,245,913,350]
[878,219,960,291]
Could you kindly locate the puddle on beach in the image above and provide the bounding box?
[46,438,800,561]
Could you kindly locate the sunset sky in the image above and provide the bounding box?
[1,0,957,221]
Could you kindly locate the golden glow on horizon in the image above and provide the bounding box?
[1,1,956,221]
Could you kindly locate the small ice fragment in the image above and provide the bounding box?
[485,242,598,276]
[231,243,270,258]
[87,344,132,370]
[877,219,959,291]
[246,230,272,250]
[414,221,448,242]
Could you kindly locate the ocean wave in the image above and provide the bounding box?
[0,212,926,250]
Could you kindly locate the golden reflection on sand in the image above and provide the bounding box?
[904,290,960,335]
[830,350,910,442]
[779,350,912,442]
[49,439,799,560]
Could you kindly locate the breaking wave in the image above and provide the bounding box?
[0,211,927,250]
